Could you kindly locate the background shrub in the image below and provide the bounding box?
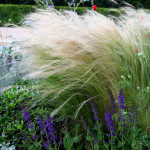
[0,4,122,26]
[0,0,150,9]
[0,4,38,26]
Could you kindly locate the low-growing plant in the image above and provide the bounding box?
[79,89,150,150]
[0,77,149,149]
[0,44,23,90]
[0,80,47,149]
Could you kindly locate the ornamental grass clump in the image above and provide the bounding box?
[16,7,150,127]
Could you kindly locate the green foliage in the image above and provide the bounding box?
[0,45,22,89]
[62,124,83,150]
[0,79,150,149]
[1,0,150,9]
[54,6,122,16]
[0,4,123,26]
[0,4,38,26]
[0,80,39,149]
[80,96,150,150]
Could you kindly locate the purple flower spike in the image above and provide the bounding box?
[43,141,50,150]
[105,106,116,139]
[118,88,125,110]
[110,90,117,114]
[38,113,45,134]
[46,113,57,144]
[49,5,54,8]
[21,103,38,140]
[89,101,100,122]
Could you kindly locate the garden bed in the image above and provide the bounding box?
[0,5,150,150]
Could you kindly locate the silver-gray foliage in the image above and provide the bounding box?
[0,45,22,90]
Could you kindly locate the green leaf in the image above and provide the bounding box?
[16,99,21,104]
[9,103,15,108]
[86,134,93,141]
[63,133,72,149]
[73,134,83,143]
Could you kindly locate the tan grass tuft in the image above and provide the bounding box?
[16,8,150,120]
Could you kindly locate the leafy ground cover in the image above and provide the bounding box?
[0,79,150,149]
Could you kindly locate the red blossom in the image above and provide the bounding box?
[93,5,97,11]
[141,16,144,20]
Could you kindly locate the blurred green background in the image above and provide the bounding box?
[0,0,150,8]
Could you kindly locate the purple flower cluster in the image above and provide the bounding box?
[118,88,125,110]
[39,114,57,149]
[21,103,59,149]
[117,89,127,133]
[38,113,45,134]
[89,100,100,122]
[48,4,54,8]
[105,106,116,140]
[38,112,59,149]
[21,103,37,140]
[46,113,57,144]
[70,0,76,6]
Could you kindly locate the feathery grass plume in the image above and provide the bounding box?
[16,8,150,126]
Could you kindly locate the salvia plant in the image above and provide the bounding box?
[1,81,150,149]
[20,103,63,149]
[79,89,150,150]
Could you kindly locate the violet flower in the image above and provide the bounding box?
[70,1,74,5]
[38,113,45,134]
[117,89,126,134]
[105,106,116,140]
[49,4,54,8]
[43,141,50,150]
[21,103,37,140]
[89,100,100,122]
[118,88,125,110]
[46,113,57,144]
[70,0,74,5]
